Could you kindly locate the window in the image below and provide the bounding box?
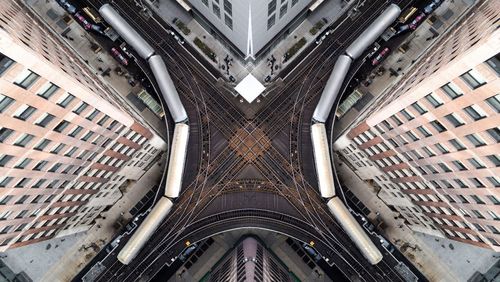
[38,83,59,99]
[279,3,288,18]
[32,179,46,188]
[463,105,487,120]
[86,109,100,121]
[35,113,55,127]
[72,102,88,115]
[449,138,466,151]
[400,109,414,120]
[15,178,30,188]
[57,93,75,108]
[201,0,208,6]
[468,158,485,169]
[33,160,48,171]
[48,163,62,173]
[0,53,15,76]
[14,105,37,120]
[454,179,468,188]
[107,120,118,130]
[0,127,14,143]
[0,177,13,187]
[0,195,12,205]
[452,160,467,171]
[465,133,486,147]
[486,127,500,142]
[485,95,500,113]
[212,2,221,18]
[488,211,500,220]
[224,15,233,29]
[425,93,443,108]
[64,146,78,157]
[53,120,70,133]
[417,125,432,137]
[0,155,13,167]
[487,195,499,205]
[460,69,486,89]
[391,115,403,126]
[458,195,469,204]
[15,158,32,169]
[268,0,277,16]
[81,131,94,141]
[50,143,65,154]
[34,138,51,151]
[411,102,427,114]
[441,83,462,99]
[469,177,485,188]
[485,54,500,75]
[267,14,276,30]
[382,120,393,130]
[14,69,40,89]
[0,94,14,113]
[471,195,485,204]
[13,133,34,147]
[223,0,232,15]
[15,195,29,204]
[68,126,83,138]
[407,131,419,141]
[486,155,500,167]
[444,113,464,127]
[291,0,298,6]
[438,163,452,173]
[422,147,435,157]
[435,143,449,154]
[487,177,500,187]
[430,120,447,133]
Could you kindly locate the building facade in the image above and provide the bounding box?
[209,236,292,282]
[186,0,312,59]
[334,0,500,250]
[0,0,166,251]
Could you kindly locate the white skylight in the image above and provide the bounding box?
[235,74,265,103]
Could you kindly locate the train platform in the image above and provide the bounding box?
[334,154,499,282]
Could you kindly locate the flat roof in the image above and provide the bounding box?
[235,74,265,103]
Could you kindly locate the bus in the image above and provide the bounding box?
[398,7,417,23]
[83,7,102,24]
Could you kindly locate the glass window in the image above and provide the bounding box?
[13,133,34,147]
[0,94,15,113]
[50,143,65,154]
[487,177,500,187]
[14,69,40,89]
[291,0,298,6]
[86,109,100,121]
[15,178,31,188]
[33,160,48,171]
[35,113,55,128]
[14,158,32,169]
[97,115,109,126]
[485,95,500,113]
[454,179,468,188]
[72,102,88,115]
[212,2,221,18]
[57,93,75,108]
[34,138,51,151]
[485,53,500,75]
[14,105,37,120]
[68,126,83,138]
[430,120,447,133]
[452,160,467,171]
[486,127,500,142]
[438,163,452,172]
[391,115,403,126]
[422,147,435,157]
[382,120,393,130]
[465,133,486,147]
[425,93,443,108]
[53,120,70,133]
[32,179,46,188]
[468,158,485,169]
[279,3,288,19]
[411,102,427,114]
[267,14,276,30]
[435,143,449,154]
[463,105,487,120]
[224,15,233,30]
[0,53,15,76]
[0,154,13,167]
[37,83,59,99]
[400,109,414,120]
[223,0,232,15]
[417,125,432,137]
[487,195,500,205]
[48,163,62,173]
[486,155,500,167]
[65,146,78,157]
[201,0,208,6]
[449,138,466,151]
[460,69,486,89]
[268,0,276,16]
[444,113,465,127]
[0,177,13,187]
[80,131,94,141]
[407,131,419,141]
[470,178,485,188]
[441,83,462,99]
[0,127,14,143]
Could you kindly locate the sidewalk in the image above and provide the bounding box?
[334,154,498,282]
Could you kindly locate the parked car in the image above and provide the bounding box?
[409,12,426,30]
[110,47,129,66]
[424,0,443,15]
[315,29,332,45]
[371,47,390,66]
[56,0,76,14]
[74,12,92,30]
[168,30,184,44]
